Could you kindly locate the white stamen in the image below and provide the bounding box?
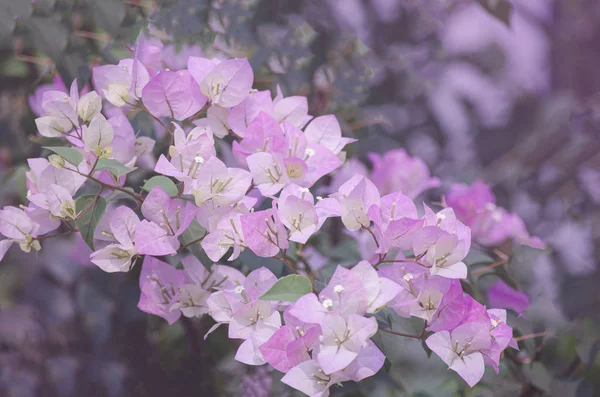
[403,273,414,282]
[322,299,333,309]
[333,285,344,293]
[234,285,244,294]
[305,148,316,157]
[194,156,205,164]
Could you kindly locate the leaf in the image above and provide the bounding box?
[477,0,513,27]
[44,146,83,166]
[142,176,178,197]
[95,159,136,178]
[22,17,69,61]
[259,274,312,302]
[0,0,33,37]
[75,195,107,250]
[91,0,126,35]
[178,219,206,246]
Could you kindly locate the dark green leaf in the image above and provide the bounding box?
[22,17,69,61]
[95,159,136,178]
[142,176,178,197]
[44,146,83,166]
[75,195,107,250]
[477,0,513,27]
[178,219,206,246]
[259,274,312,302]
[90,0,126,35]
[0,0,32,37]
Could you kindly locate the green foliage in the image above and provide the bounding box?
[259,274,313,302]
[95,159,136,178]
[75,194,107,250]
[44,146,83,166]
[142,176,179,197]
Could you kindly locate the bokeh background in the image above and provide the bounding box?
[0,0,599,396]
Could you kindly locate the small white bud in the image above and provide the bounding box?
[305,148,316,157]
[234,285,245,294]
[194,155,205,164]
[322,299,333,309]
[333,284,344,293]
[403,273,414,282]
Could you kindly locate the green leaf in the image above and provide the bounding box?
[44,146,83,166]
[22,17,69,61]
[75,195,107,250]
[179,219,206,246]
[90,0,126,35]
[259,274,312,302]
[477,0,513,27]
[95,159,136,178]
[142,176,178,197]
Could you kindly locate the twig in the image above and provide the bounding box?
[514,331,548,342]
[278,250,299,275]
[472,249,509,276]
[180,233,207,250]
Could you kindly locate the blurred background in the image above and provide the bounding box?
[0,0,599,396]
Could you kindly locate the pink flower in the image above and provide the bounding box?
[191,156,252,207]
[241,208,289,257]
[200,58,254,108]
[90,206,140,273]
[487,279,529,316]
[303,115,356,155]
[426,321,492,387]
[368,149,440,199]
[228,91,275,137]
[317,313,378,374]
[281,360,346,397]
[330,175,380,232]
[142,69,207,120]
[138,256,187,324]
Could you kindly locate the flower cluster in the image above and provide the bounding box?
[0,34,542,396]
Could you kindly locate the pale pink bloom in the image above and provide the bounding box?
[426,321,492,387]
[232,112,287,162]
[274,96,311,128]
[368,149,440,199]
[201,211,245,261]
[304,115,356,155]
[191,156,252,207]
[281,359,347,397]
[350,261,401,313]
[247,152,290,196]
[90,206,140,273]
[142,70,207,120]
[241,208,289,257]
[331,175,380,231]
[228,91,274,137]
[289,265,368,324]
[138,256,187,324]
[200,58,254,108]
[317,313,378,374]
[487,279,529,316]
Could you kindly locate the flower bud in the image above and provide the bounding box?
[48,154,65,168]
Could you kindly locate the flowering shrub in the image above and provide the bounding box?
[0,33,546,396]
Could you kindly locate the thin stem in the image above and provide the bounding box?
[69,168,144,202]
[180,233,207,250]
[375,258,431,269]
[379,328,425,340]
[514,331,548,342]
[278,250,299,275]
[38,229,77,241]
[77,187,104,219]
[472,249,509,276]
